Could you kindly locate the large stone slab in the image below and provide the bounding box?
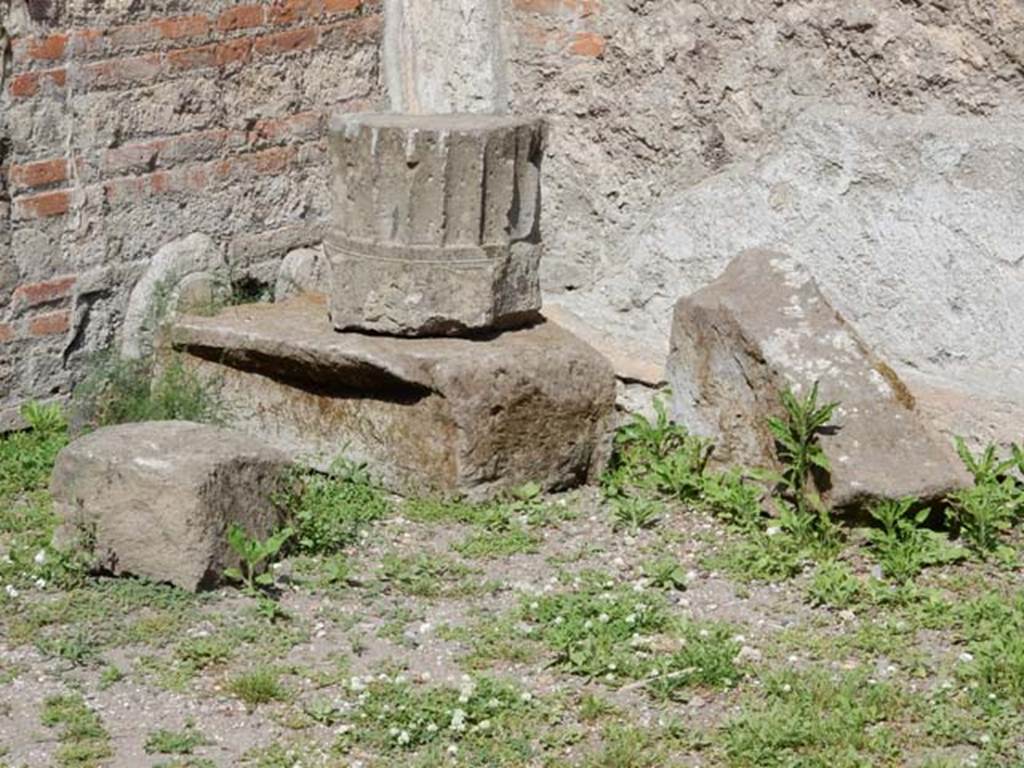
[51,421,291,592]
[326,113,546,336]
[668,249,969,509]
[166,296,615,499]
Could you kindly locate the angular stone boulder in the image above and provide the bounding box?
[166,296,615,499]
[51,421,291,591]
[325,112,546,336]
[667,249,968,509]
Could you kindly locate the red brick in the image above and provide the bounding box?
[217,38,253,66]
[569,31,606,57]
[107,21,161,50]
[28,311,70,338]
[83,54,162,88]
[13,33,68,64]
[167,44,218,71]
[8,68,66,98]
[14,190,71,219]
[253,27,319,56]
[103,172,172,205]
[217,4,266,31]
[514,0,599,15]
[270,0,323,24]
[13,277,76,308]
[9,158,68,192]
[155,14,210,40]
[0,324,15,344]
[324,0,362,12]
[104,130,245,175]
[69,29,105,57]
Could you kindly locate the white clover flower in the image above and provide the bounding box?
[553,616,564,625]
[4,584,18,598]
[584,620,593,630]
[447,744,458,755]
[598,613,610,623]
[766,526,781,537]
[958,652,974,663]
[450,708,467,732]
[397,730,410,745]
[477,719,491,732]
[698,628,710,638]
[34,549,47,566]
[34,578,46,589]
[349,676,366,692]
[427,723,438,733]
[781,684,792,693]
[625,614,636,625]
[520,692,532,702]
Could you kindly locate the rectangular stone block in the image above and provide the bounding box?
[166,296,615,499]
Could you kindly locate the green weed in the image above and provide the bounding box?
[223,524,293,594]
[866,498,963,582]
[227,667,288,709]
[41,693,113,768]
[144,724,207,755]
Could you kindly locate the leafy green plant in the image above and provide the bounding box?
[279,459,389,555]
[611,497,662,532]
[766,382,839,538]
[866,498,963,582]
[223,524,293,593]
[642,557,688,591]
[948,438,1024,559]
[701,469,764,531]
[806,560,861,608]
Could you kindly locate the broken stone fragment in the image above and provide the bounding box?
[325,112,547,336]
[167,296,616,500]
[667,249,969,509]
[51,421,291,592]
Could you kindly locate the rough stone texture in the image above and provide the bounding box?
[325,112,546,336]
[121,233,227,359]
[667,249,968,509]
[50,420,291,592]
[502,1,1024,428]
[274,246,330,302]
[384,0,507,113]
[166,296,615,499]
[1,0,383,425]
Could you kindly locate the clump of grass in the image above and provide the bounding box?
[227,667,288,709]
[71,353,222,431]
[722,669,909,767]
[521,572,742,698]
[41,693,113,768]
[144,723,207,755]
[337,673,539,758]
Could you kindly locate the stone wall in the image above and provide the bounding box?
[0,0,383,428]
[3,0,1024,428]
[502,0,1024,392]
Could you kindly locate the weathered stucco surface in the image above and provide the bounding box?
[503,0,1024,399]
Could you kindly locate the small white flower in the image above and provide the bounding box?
[447,744,458,755]
[4,584,18,598]
[625,613,636,625]
[427,723,438,733]
[34,578,46,590]
[349,676,366,692]
[781,684,792,693]
[958,652,974,663]
[553,616,564,625]
[477,719,491,731]
[698,628,710,638]
[397,730,410,745]
[450,708,467,732]
[766,526,781,537]
[584,620,593,630]
[520,692,532,702]
[598,613,610,623]
[34,549,47,566]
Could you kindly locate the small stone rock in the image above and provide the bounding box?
[667,249,969,508]
[274,247,330,301]
[50,421,291,592]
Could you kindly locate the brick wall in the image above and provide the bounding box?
[0,0,384,428]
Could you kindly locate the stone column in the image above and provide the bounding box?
[325,112,546,336]
[383,0,508,114]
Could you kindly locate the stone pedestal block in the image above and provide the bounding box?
[326,113,546,336]
[166,296,615,499]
